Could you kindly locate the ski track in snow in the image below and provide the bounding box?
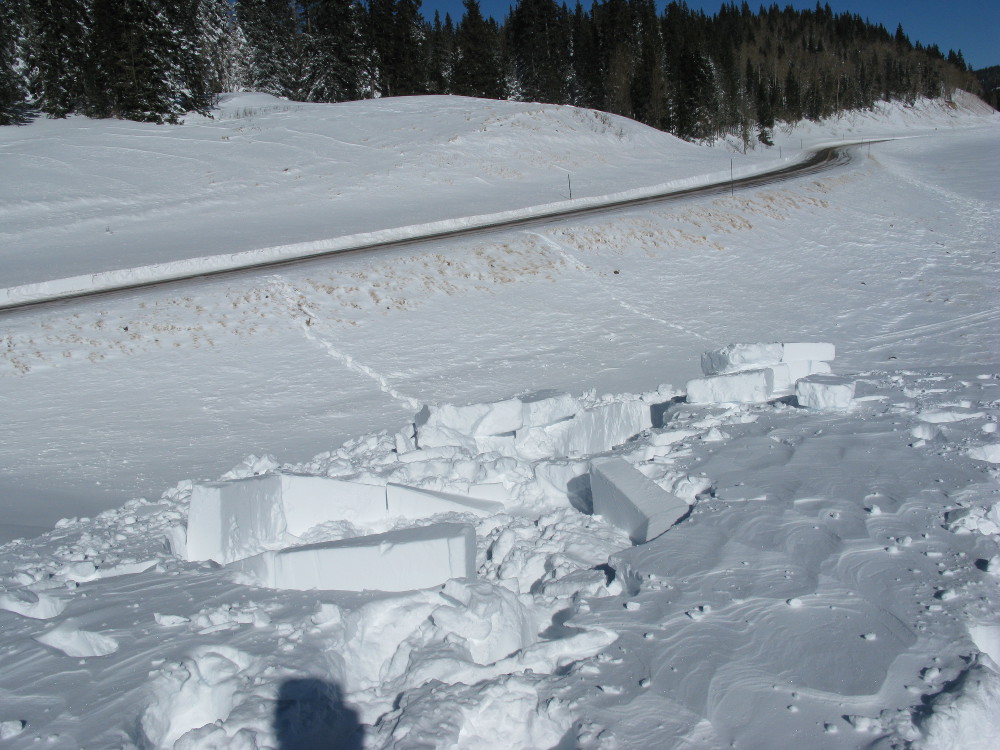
[525,230,712,342]
[268,276,421,410]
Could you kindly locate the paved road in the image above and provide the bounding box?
[0,144,856,313]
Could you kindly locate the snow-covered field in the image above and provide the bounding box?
[0,92,998,749]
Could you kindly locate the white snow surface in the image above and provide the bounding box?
[0,92,999,749]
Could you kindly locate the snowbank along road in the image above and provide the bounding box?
[0,142,852,311]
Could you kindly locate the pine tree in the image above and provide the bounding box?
[27,0,90,117]
[86,0,185,122]
[507,0,573,104]
[300,0,365,102]
[0,0,30,124]
[452,0,502,99]
[238,0,297,97]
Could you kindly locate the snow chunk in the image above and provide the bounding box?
[386,483,505,519]
[590,458,689,544]
[796,374,856,410]
[781,342,836,363]
[417,399,524,442]
[35,621,119,657]
[232,523,476,592]
[967,444,1000,464]
[686,369,775,404]
[968,624,1000,666]
[0,721,25,740]
[0,589,67,620]
[701,342,783,376]
[916,663,1000,750]
[432,579,535,665]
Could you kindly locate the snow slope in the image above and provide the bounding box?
[0,94,998,748]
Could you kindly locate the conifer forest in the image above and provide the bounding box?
[0,0,982,144]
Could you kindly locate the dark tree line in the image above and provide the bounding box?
[975,65,1000,111]
[0,0,982,143]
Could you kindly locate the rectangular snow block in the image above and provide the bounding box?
[232,523,477,592]
[520,392,579,428]
[784,360,832,382]
[765,361,832,396]
[280,476,387,535]
[534,460,592,509]
[781,342,835,363]
[590,459,689,544]
[517,400,652,459]
[701,343,783,376]
[796,375,855,410]
[186,475,287,565]
[416,399,524,438]
[386,483,505,519]
[686,368,775,404]
[186,475,390,564]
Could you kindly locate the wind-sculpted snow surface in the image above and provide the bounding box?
[0,362,998,748]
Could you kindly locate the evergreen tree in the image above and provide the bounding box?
[86,0,186,122]
[300,0,365,102]
[238,0,297,97]
[27,0,90,117]
[507,0,573,104]
[0,0,30,124]
[452,0,502,99]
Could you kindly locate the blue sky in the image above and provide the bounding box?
[419,0,998,70]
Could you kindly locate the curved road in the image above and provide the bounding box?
[0,143,860,313]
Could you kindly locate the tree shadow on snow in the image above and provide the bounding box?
[273,678,364,750]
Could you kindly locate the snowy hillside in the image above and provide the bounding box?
[0,94,998,749]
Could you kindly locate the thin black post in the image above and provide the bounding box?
[568,174,572,199]
[730,158,734,196]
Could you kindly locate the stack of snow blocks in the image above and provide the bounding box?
[185,473,496,592]
[590,459,689,544]
[687,342,836,405]
[414,391,652,459]
[232,524,476,593]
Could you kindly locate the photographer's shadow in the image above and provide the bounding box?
[274,678,364,750]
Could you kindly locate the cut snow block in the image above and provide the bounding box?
[534,460,592,511]
[767,361,833,396]
[686,369,775,405]
[784,360,832,382]
[701,343,783,376]
[781,342,835,363]
[520,392,579,428]
[386,483,505,519]
[544,400,653,458]
[590,459,689,544]
[796,374,855,410]
[416,399,524,439]
[186,475,388,564]
[281,476,387,535]
[232,523,476,592]
[186,475,286,565]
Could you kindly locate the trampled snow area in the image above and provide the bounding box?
[1,93,998,749]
